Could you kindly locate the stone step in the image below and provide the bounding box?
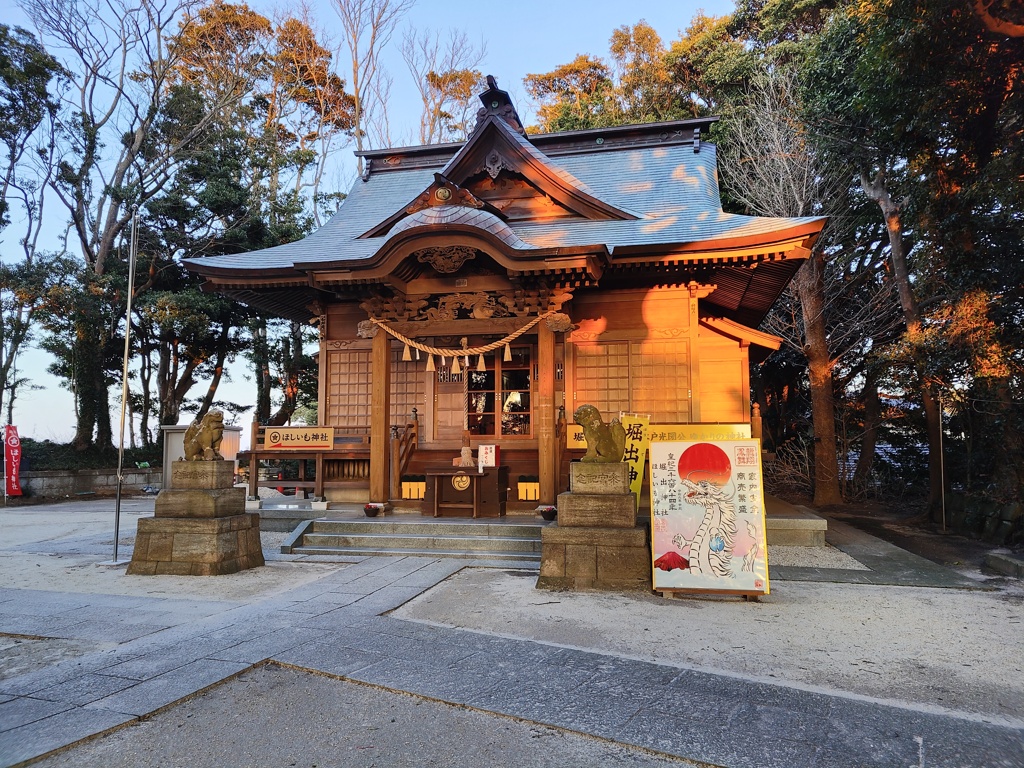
[283,517,547,563]
[306,519,545,539]
[292,545,542,563]
[299,531,543,554]
[766,505,828,547]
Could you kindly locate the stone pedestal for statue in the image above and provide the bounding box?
[128,460,264,576]
[537,463,650,591]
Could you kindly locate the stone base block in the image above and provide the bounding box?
[154,487,245,519]
[765,507,828,547]
[570,462,630,494]
[557,491,635,528]
[537,524,650,591]
[171,460,236,490]
[128,512,264,576]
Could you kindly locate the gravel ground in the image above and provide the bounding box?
[393,567,1024,723]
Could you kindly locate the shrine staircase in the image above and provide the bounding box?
[281,512,546,565]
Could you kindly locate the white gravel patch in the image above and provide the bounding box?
[768,544,870,569]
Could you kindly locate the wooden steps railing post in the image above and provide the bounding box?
[390,425,400,501]
[248,418,261,499]
[315,451,324,500]
[751,402,763,442]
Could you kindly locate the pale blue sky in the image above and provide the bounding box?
[0,0,734,443]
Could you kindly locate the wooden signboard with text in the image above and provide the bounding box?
[263,427,334,450]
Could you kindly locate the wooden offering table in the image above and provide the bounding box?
[424,466,509,518]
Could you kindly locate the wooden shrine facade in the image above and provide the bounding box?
[188,77,824,510]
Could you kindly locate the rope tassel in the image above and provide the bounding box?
[504,343,512,362]
[426,355,435,372]
[402,344,412,361]
[477,354,486,372]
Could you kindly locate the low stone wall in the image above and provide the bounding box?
[17,469,162,498]
[939,493,1022,546]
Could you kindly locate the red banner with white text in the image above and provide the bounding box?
[5,426,22,496]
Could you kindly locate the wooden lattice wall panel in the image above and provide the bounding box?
[570,339,692,422]
[631,339,692,423]
[572,342,630,415]
[391,350,427,423]
[325,349,372,428]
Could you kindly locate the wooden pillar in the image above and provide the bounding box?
[370,330,391,503]
[688,293,702,422]
[537,321,557,505]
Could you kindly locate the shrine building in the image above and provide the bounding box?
[186,77,824,513]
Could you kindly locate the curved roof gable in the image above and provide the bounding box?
[439,114,639,222]
[360,77,639,237]
[387,205,533,251]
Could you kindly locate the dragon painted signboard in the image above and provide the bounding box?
[649,439,770,596]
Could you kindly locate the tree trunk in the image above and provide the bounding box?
[72,322,99,450]
[793,252,844,506]
[861,170,945,510]
[93,353,112,449]
[854,369,881,486]
[267,321,303,426]
[251,318,272,424]
[195,322,231,420]
[138,338,154,446]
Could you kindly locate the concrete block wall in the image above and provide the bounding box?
[17,469,163,498]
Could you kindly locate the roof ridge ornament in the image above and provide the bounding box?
[406,173,487,214]
[472,75,525,136]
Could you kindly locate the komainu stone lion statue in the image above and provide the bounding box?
[183,410,225,462]
[574,404,626,463]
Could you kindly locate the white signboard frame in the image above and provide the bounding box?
[650,439,769,596]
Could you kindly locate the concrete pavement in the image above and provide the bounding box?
[0,499,1021,768]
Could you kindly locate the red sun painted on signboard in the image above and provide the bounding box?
[677,442,732,486]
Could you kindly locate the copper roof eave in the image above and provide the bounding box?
[215,286,323,323]
[699,316,782,350]
[197,274,310,291]
[186,260,307,282]
[297,226,610,284]
[608,219,825,263]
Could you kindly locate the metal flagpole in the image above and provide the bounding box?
[112,205,139,564]
[938,393,946,532]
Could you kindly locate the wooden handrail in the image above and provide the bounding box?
[390,411,420,500]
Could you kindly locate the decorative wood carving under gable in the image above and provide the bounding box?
[357,284,574,326]
[405,173,487,214]
[415,246,477,274]
[466,174,578,222]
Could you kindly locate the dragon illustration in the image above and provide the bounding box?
[671,477,737,578]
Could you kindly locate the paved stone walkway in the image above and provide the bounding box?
[0,511,1020,767]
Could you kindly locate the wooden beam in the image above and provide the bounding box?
[537,321,556,505]
[370,331,391,502]
[388,317,533,338]
[689,294,701,422]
